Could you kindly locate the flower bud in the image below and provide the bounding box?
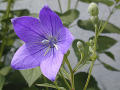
[88,2,99,16]
[77,41,84,52]
[89,46,94,53]
[77,41,83,49]
[90,16,98,24]
[89,39,94,46]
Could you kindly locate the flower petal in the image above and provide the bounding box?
[11,44,47,70]
[39,6,63,36]
[40,49,63,81]
[57,27,74,54]
[11,16,46,43]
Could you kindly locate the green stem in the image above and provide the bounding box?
[0,0,12,60]
[61,67,70,80]
[60,69,71,90]
[94,24,98,51]
[43,77,48,90]
[5,0,12,18]
[73,53,84,73]
[54,81,60,90]
[71,72,74,90]
[97,6,115,37]
[75,0,79,9]
[65,56,72,74]
[67,0,71,10]
[83,60,95,90]
[58,0,62,13]
[64,55,75,90]
[84,3,116,90]
[84,23,98,90]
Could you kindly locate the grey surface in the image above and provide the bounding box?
[0,0,120,90]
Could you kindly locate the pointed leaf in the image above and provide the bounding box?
[100,61,120,71]
[20,67,41,87]
[36,83,66,90]
[97,36,117,52]
[77,20,120,34]
[56,9,79,27]
[104,51,115,61]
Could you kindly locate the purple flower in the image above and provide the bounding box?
[11,6,74,81]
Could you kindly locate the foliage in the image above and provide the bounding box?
[20,67,42,87]
[56,9,79,27]
[77,19,120,34]
[74,72,100,90]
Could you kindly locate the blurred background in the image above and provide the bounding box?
[0,0,120,90]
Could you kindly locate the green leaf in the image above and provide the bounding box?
[0,66,11,76]
[2,32,16,55]
[77,20,94,31]
[37,74,70,89]
[36,83,66,90]
[12,9,30,16]
[0,75,5,90]
[104,51,115,60]
[20,67,41,87]
[23,86,39,90]
[77,19,120,34]
[79,0,114,6]
[5,71,26,90]
[74,72,100,90]
[99,60,120,71]
[0,62,4,68]
[115,5,120,9]
[0,9,30,16]
[57,75,70,90]
[56,9,79,27]
[90,36,117,53]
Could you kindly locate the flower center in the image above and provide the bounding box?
[42,37,58,56]
[42,36,58,49]
[49,37,57,48]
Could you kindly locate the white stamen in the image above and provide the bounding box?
[54,44,58,50]
[44,46,50,56]
[42,39,49,44]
